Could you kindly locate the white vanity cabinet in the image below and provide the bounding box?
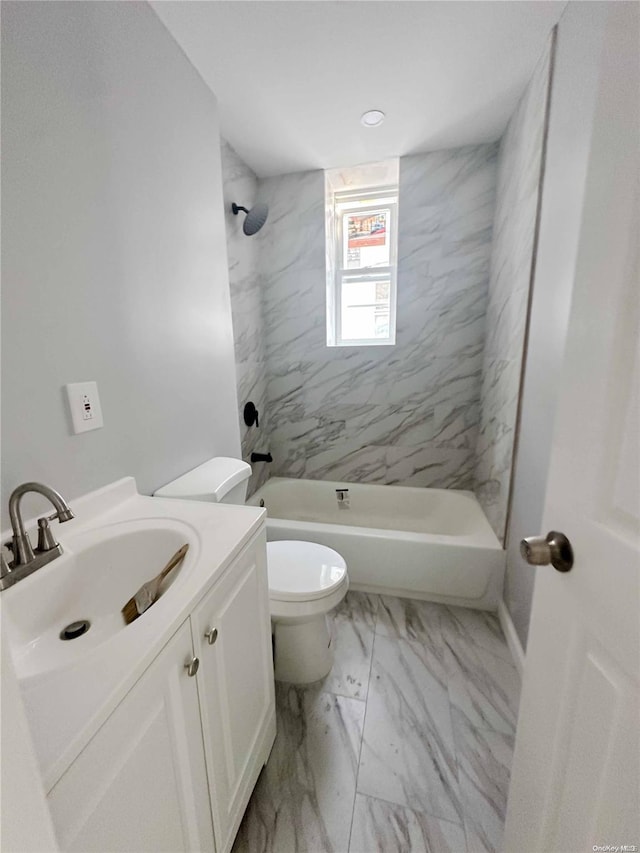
[191,530,276,853]
[46,529,275,853]
[47,620,215,852]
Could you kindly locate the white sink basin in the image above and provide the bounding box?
[5,519,196,680]
[1,476,265,790]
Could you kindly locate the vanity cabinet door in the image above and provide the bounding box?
[191,530,276,853]
[47,621,215,853]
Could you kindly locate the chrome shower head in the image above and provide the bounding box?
[231,201,269,236]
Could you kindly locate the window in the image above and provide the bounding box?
[326,185,398,346]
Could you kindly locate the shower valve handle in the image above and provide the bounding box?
[243,402,259,428]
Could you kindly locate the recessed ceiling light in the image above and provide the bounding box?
[361,110,385,128]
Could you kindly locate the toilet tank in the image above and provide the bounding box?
[153,457,251,504]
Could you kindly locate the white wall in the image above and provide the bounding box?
[1,1,240,524]
[504,1,609,648]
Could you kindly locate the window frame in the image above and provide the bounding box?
[330,187,398,347]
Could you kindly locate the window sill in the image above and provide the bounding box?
[327,339,396,348]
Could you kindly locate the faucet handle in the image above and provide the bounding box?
[37,517,59,552]
[6,532,34,567]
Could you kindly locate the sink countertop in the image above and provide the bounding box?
[1,477,265,792]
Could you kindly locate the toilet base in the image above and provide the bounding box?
[273,615,333,684]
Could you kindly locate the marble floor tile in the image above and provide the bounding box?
[452,710,515,853]
[233,683,365,853]
[444,636,520,735]
[323,592,379,701]
[349,793,467,853]
[357,633,462,825]
[441,605,513,663]
[376,595,444,654]
[233,594,520,853]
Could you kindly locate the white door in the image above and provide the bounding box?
[47,622,215,853]
[503,4,639,852]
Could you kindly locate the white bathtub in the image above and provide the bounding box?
[249,478,505,610]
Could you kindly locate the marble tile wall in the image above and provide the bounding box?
[257,146,498,488]
[474,42,553,539]
[220,140,271,496]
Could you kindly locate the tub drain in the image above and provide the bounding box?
[60,620,91,641]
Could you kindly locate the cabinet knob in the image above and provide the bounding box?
[204,628,218,646]
[184,656,200,677]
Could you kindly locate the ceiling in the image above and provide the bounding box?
[151,1,565,178]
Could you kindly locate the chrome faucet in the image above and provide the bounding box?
[1,482,75,590]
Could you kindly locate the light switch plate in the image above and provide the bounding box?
[65,381,104,434]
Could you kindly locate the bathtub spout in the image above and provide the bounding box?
[336,488,350,508]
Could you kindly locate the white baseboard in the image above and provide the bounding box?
[498,599,525,676]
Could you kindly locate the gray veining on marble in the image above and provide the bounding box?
[474,39,553,539]
[323,592,378,701]
[233,682,365,853]
[376,595,444,651]
[256,146,497,488]
[349,793,467,853]
[444,629,521,735]
[442,605,515,664]
[452,712,515,853]
[233,592,521,853]
[357,632,462,824]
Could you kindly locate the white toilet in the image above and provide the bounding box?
[154,457,349,684]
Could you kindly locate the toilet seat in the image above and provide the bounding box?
[267,541,347,603]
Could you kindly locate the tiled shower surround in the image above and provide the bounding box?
[221,140,270,496]
[220,38,551,507]
[474,41,553,540]
[253,146,498,488]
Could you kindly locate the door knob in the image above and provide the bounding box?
[204,627,218,646]
[520,531,574,573]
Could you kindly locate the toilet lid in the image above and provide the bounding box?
[267,541,347,602]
